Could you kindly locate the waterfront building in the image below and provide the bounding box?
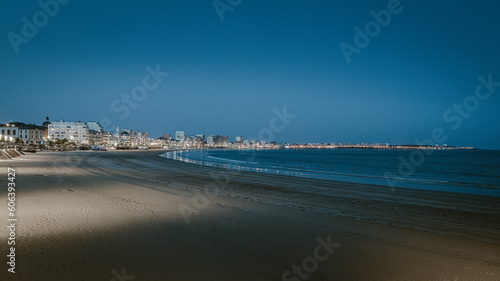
[132,131,149,146]
[42,117,51,139]
[101,131,119,147]
[160,134,171,140]
[0,123,20,142]
[0,122,44,145]
[87,121,104,132]
[195,134,205,143]
[175,131,187,142]
[18,124,45,145]
[48,120,90,144]
[186,135,204,147]
[207,135,229,147]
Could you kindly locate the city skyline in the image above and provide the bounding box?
[1,1,499,149]
[0,117,479,150]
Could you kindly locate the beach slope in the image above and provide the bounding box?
[1,150,499,280]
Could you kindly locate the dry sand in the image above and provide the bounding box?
[1,150,499,280]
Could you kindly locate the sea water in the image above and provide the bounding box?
[161,149,500,197]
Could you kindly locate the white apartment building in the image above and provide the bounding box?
[175,131,187,142]
[48,120,89,144]
[86,121,103,132]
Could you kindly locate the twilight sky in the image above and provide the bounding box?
[1,0,499,149]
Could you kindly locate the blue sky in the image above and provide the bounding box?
[1,0,499,148]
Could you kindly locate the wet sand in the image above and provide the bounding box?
[1,150,499,280]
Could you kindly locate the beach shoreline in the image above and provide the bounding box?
[1,150,499,280]
[162,148,500,198]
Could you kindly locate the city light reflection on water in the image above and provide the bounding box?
[160,149,500,197]
[160,150,310,178]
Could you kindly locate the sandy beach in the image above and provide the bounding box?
[1,150,500,280]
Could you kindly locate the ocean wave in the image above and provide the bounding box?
[207,155,260,165]
[160,149,500,195]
